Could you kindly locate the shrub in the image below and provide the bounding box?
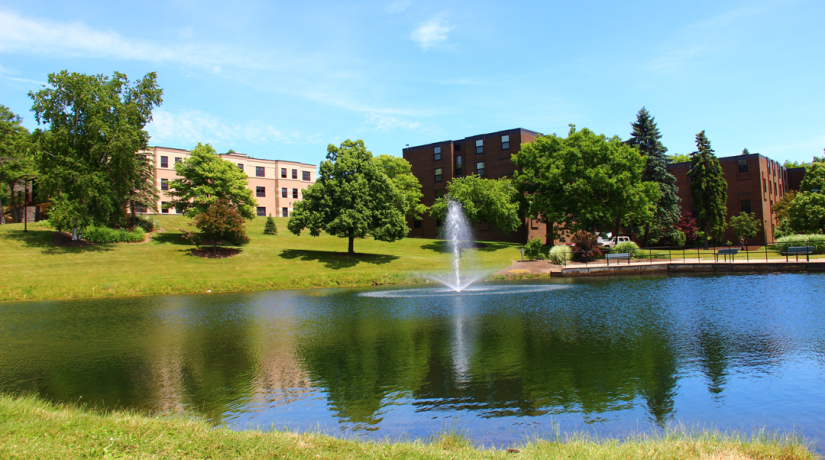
[523,236,544,260]
[548,244,571,265]
[774,234,825,252]
[263,215,278,235]
[571,231,602,260]
[192,197,250,254]
[37,219,53,229]
[83,226,145,244]
[613,241,639,255]
[673,230,686,247]
[135,216,156,233]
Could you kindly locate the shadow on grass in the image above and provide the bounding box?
[151,232,193,245]
[420,240,517,254]
[0,230,115,255]
[279,249,399,269]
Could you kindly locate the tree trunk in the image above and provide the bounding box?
[0,195,5,225]
[348,234,355,255]
[614,217,621,242]
[703,223,710,250]
[130,201,137,228]
[213,242,217,254]
[643,223,651,248]
[544,219,554,246]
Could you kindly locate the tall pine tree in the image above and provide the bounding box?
[628,107,681,246]
[687,131,727,249]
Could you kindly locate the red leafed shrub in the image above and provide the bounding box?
[192,198,250,254]
[571,231,602,261]
[675,210,698,243]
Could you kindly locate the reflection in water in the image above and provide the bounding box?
[1,274,825,450]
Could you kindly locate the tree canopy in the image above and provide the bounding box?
[729,212,760,242]
[287,139,407,254]
[167,143,256,220]
[429,175,521,236]
[0,105,35,225]
[687,131,727,248]
[373,154,427,221]
[513,125,659,241]
[787,191,825,234]
[28,71,162,238]
[627,107,681,246]
[799,156,825,194]
[666,153,691,164]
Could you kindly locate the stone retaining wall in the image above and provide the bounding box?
[561,262,825,277]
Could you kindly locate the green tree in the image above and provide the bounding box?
[787,192,825,234]
[29,71,163,239]
[783,159,810,169]
[167,143,256,220]
[513,125,659,241]
[627,107,681,246]
[429,175,521,235]
[666,153,691,164]
[0,105,35,225]
[729,212,760,245]
[799,156,825,193]
[263,214,278,235]
[192,197,250,254]
[687,131,728,249]
[373,154,427,222]
[287,139,407,255]
[742,148,750,155]
[128,152,159,227]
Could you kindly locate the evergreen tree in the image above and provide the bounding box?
[264,214,278,235]
[627,107,681,246]
[687,131,727,249]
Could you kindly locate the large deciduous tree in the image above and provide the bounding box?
[687,131,727,249]
[287,139,407,255]
[373,154,427,223]
[0,105,35,225]
[167,143,257,219]
[513,125,659,241]
[29,71,163,239]
[429,175,521,235]
[627,107,681,246]
[786,156,825,234]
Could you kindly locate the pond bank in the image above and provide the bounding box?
[1,395,817,460]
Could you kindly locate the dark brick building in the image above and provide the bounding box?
[403,128,547,243]
[666,154,794,244]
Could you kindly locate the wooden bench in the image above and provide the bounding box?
[715,248,738,262]
[782,246,814,262]
[606,253,631,265]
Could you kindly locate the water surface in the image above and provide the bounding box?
[1,273,823,451]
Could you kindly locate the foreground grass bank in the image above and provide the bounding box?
[0,216,520,302]
[0,395,818,460]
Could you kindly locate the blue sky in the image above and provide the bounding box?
[1,0,823,166]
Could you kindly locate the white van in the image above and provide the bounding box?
[601,236,631,248]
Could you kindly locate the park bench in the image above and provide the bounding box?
[782,246,814,262]
[606,253,631,265]
[715,248,738,262]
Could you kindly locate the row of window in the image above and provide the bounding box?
[256,207,291,217]
[159,156,183,168]
[432,135,510,160]
[160,156,312,181]
[434,161,484,182]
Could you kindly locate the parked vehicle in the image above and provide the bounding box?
[601,236,631,248]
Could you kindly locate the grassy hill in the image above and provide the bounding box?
[0,216,521,303]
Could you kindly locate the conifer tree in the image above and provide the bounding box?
[264,214,278,235]
[687,131,727,249]
[628,107,681,246]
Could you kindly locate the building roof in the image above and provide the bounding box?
[403,128,542,151]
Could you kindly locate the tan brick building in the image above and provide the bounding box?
[143,146,316,218]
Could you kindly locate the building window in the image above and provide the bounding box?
[160,156,168,168]
[455,143,461,151]
[738,159,748,173]
[282,207,288,217]
[434,146,442,161]
[281,188,287,198]
[435,168,442,183]
[292,188,298,198]
[135,204,147,213]
[475,139,483,154]
[763,178,767,193]
[477,161,485,177]
[501,134,510,150]
[256,186,265,197]
[281,168,287,178]
[455,155,463,175]
[413,219,422,228]
[257,207,266,217]
[161,179,168,191]
[175,157,182,164]
[303,171,311,181]
[237,163,243,171]
[435,189,444,199]
[741,199,752,213]
[774,182,777,195]
[256,166,265,177]
[292,169,297,179]
[161,202,169,213]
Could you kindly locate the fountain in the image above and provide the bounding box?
[438,200,481,292]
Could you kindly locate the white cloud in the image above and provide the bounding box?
[146,109,294,147]
[410,16,453,50]
[366,113,421,132]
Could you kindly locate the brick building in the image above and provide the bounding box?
[666,153,793,244]
[143,146,316,219]
[402,128,548,243]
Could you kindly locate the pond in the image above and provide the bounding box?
[1,273,824,451]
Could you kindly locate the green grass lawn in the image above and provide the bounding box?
[0,216,522,303]
[0,394,817,460]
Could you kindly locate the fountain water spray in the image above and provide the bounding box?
[433,200,483,292]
